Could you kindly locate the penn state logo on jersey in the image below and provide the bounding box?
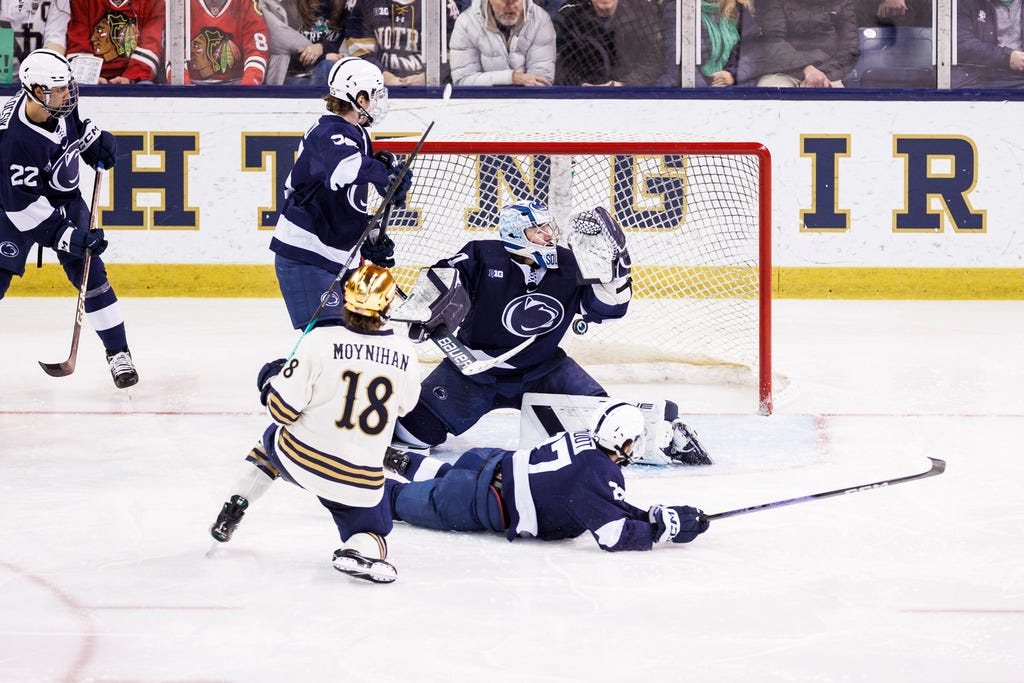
[0,241,20,258]
[50,136,82,193]
[501,294,564,337]
[321,289,342,309]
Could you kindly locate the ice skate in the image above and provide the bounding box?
[106,347,139,388]
[383,447,411,476]
[210,495,248,542]
[332,548,397,584]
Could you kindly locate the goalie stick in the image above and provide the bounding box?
[39,169,106,378]
[707,457,946,520]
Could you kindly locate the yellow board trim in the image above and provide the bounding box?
[6,264,1024,299]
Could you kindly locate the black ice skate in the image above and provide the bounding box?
[210,495,248,542]
[106,347,139,388]
[332,548,397,584]
[666,420,713,466]
[383,447,411,476]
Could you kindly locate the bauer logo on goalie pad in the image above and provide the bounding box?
[519,393,672,466]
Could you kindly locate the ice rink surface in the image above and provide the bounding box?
[1,297,1022,683]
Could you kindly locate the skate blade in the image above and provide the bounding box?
[332,556,397,584]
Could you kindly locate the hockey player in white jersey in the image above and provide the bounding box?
[208,264,422,583]
[0,49,137,388]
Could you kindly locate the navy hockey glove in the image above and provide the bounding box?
[80,119,117,170]
[53,224,107,257]
[360,234,396,268]
[374,151,412,208]
[650,505,709,544]
[257,358,286,406]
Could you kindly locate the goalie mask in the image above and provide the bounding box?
[327,57,389,126]
[19,49,78,119]
[344,264,397,317]
[498,200,559,269]
[589,402,646,467]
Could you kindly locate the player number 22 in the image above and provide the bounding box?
[334,370,394,435]
[10,165,39,188]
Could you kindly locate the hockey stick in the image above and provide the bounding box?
[706,457,946,520]
[39,169,106,377]
[285,118,436,361]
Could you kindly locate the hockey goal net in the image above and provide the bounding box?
[374,136,772,414]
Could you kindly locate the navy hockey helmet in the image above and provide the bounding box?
[327,57,389,127]
[19,49,78,119]
[498,200,559,269]
[344,263,397,317]
[589,402,646,466]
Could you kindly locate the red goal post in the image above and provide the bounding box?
[375,138,773,415]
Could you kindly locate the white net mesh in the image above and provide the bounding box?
[373,135,770,408]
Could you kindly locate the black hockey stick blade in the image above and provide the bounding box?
[707,457,946,520]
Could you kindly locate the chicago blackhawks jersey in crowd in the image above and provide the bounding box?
[344,0,459,78]
[0,93,91,274]
[498,430,657,551]
[65,0,165,82]
[262,322,421,507]
[436,240,631,375]
[269,113,390,273]
[184,0,269,84]
[0,0,71,72]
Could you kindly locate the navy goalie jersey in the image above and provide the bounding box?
[499,430,656,551]
[440,240,630,376]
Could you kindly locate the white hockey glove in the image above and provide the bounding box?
[389,266,471,342]
[568,207,631,284]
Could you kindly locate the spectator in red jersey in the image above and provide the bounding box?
[65,0,165,83]
[179,0,269,84]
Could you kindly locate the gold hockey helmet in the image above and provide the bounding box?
[344,263,397,317]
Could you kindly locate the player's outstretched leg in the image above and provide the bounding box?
[210,495,248,542]
[332,532,396,584]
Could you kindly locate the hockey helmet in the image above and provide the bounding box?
[589,402,646,466]
[498,200,559,269]
[327,57,389,126]
[344,263,397,317]
[19,49,78,119]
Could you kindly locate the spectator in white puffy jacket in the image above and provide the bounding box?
[449,0,555,86]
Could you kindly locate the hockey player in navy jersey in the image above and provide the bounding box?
[0,49,138,388]
[385,402,710,551]
[270,56,411,330]
[208,264,422,583]
[393,199,711,466]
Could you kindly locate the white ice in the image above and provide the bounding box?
[1,297,1022,683]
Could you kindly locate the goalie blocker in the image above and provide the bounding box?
[519,393,711,466]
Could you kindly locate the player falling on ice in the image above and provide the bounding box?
[384,402,710,550]
[391,199,711,466]
[0,49,138,388]
[208,264,422,584]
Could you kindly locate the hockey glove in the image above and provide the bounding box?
[360,234,396,268]
[374,150,412,208]
[665,420,712,466]
[650,504,709,544]
[53,224,107,257]
[80,119,117,170]
[257,358,286,406]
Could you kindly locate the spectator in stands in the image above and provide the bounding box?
[952,0,1024,88]
[855,0,931,28]
[553,0,663,86]
[739,0,859,87]
[344,0,460,86]
[65,0,164,83]
[180,0,270,84]
[449,0,554,86]
[694,0,753,87]
[259,0,344,85]
[0,0,71,74]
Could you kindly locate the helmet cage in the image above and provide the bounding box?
[498,200,560,269]
[19,49,78,119]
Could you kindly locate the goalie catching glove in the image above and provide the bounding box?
[389,266,471,342]
[650,504,710,544]
[568,207,631,284]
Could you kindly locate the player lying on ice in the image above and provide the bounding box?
[390,199,712,466]
[383,402,710,551]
